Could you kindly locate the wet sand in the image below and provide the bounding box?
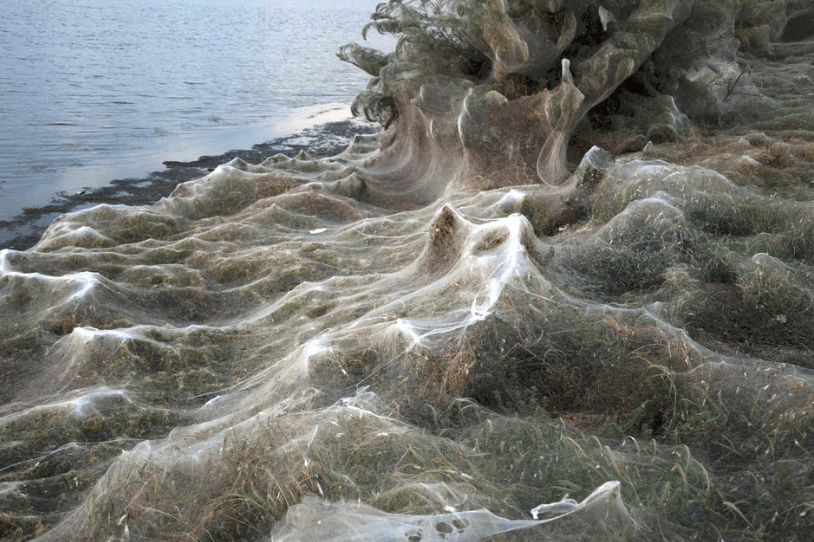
[0,120,375,251]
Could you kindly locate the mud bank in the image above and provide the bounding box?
[0,121,374,251]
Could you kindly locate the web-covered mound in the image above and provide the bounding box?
[2,132,814,540]
[3,1,814,538]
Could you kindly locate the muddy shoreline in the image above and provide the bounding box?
[0,120,375,251]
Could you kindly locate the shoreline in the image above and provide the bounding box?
[0,119,375,251]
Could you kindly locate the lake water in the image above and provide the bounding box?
[0,0,388,243]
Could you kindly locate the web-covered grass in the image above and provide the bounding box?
[3,1,814,541]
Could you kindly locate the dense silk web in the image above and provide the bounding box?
[2,1,814,541]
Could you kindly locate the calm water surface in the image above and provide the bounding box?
[0,0,387,224]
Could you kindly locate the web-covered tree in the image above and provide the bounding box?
[338,0,790,201]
